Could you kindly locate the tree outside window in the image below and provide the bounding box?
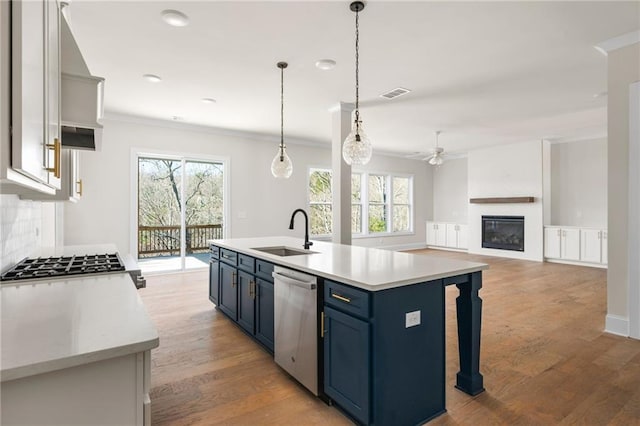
[368,174,387,233]
[393,177,411,232]
[309,169,332,235]
[352,173,362,233]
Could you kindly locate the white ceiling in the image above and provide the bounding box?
[66,1,639,156]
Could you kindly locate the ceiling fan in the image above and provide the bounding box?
[407,131,446,165]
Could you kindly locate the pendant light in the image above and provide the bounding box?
[342,1,372,166]
[271,62,293,178]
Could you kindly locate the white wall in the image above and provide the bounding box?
[550,138,607,228]
[606,42,640,336]
[468,140,544,261]
[63,115,431,254]
[432,158,468,223]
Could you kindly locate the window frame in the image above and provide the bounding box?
[307,167,414,238]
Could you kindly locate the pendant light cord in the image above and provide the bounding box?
[280,64,284,161]
[354,7,360,127]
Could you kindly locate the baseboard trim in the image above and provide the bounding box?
[605,314,630,337]
[425,245,468,253]
[545,258,607,269]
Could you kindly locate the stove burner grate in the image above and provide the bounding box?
[1,253,126,281]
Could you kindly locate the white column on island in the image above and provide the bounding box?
[330,102,354,245]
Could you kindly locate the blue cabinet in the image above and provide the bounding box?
[209,258,219,305]
[323,279,445,426]
[209,245,274,353]
[237,270,255,334]
[219,262,237,320]
[255,277,274,351]
[323,306,370,425]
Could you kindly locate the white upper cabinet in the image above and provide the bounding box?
[46,0,61,189]
[1,0,61,194]
[25,149,82,202]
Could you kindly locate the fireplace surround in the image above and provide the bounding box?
[482,216,524,251]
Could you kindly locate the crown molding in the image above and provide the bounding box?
[102,111,327,149]
[594,30,640,56]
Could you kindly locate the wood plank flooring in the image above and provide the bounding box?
[139,250,640,425]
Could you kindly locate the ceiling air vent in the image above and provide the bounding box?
[380,87,411,100]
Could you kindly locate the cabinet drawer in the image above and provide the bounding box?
[324,280,370,319]
[210,245,220,259]
[255,260,275,281]
[238,254,255,273]
[220,248,237,265]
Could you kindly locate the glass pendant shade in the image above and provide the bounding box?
[428,155,444,166]
[271,146,293,178]
[342,122,372,166]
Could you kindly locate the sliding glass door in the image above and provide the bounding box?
[137,155,225,273]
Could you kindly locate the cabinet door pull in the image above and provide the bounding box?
[76,179,83,196]
[321,311,325,338]
[232,271,236,287]
[45,138,61,178]
[250,280,256,299]
[331,293,351,303]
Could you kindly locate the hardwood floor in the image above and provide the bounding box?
[139,250,640,425]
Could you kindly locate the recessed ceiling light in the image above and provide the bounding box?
[143,74,162,83]
[201,98,216,104]
[593,91,608,99]
[315,59,336,70]
[161,9,189,27]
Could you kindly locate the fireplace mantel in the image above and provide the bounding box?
[469,197,535,204]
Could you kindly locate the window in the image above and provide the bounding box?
[308,169,413,237]
[368,174,387,233]
[392,177,411,232]
[352,173,362,233]
[309,169,332,235]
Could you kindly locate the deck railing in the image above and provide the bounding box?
[138,224,223,257]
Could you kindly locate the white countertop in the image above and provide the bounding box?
[1,273,159,382]
[210,237,488,291]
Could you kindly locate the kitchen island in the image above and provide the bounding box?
[208,236,488,425]
[1,272,158,425]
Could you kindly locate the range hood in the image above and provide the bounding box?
[60,13,104,151]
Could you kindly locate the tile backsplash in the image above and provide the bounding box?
[1,195,43,272]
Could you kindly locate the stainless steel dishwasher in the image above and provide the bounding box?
[273,265,318,395]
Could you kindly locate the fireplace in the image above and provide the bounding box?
[482,216,524,251]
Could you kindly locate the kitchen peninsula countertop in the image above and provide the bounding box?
[1,273,158,382]
[209,236,488,291]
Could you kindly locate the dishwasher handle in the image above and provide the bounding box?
[273,271,317,290]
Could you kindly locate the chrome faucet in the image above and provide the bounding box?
[289,209,313,250]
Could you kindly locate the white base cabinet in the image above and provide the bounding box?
[544,226,607,267]
[1,350,151,426]
[427,221,468,250]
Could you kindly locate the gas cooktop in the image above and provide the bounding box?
[1,253,126,282]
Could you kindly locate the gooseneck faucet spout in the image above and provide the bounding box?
[289,209,313,250]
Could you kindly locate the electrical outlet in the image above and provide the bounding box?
[405,310,421,328]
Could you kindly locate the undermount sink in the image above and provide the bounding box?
[251,246,317,257]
